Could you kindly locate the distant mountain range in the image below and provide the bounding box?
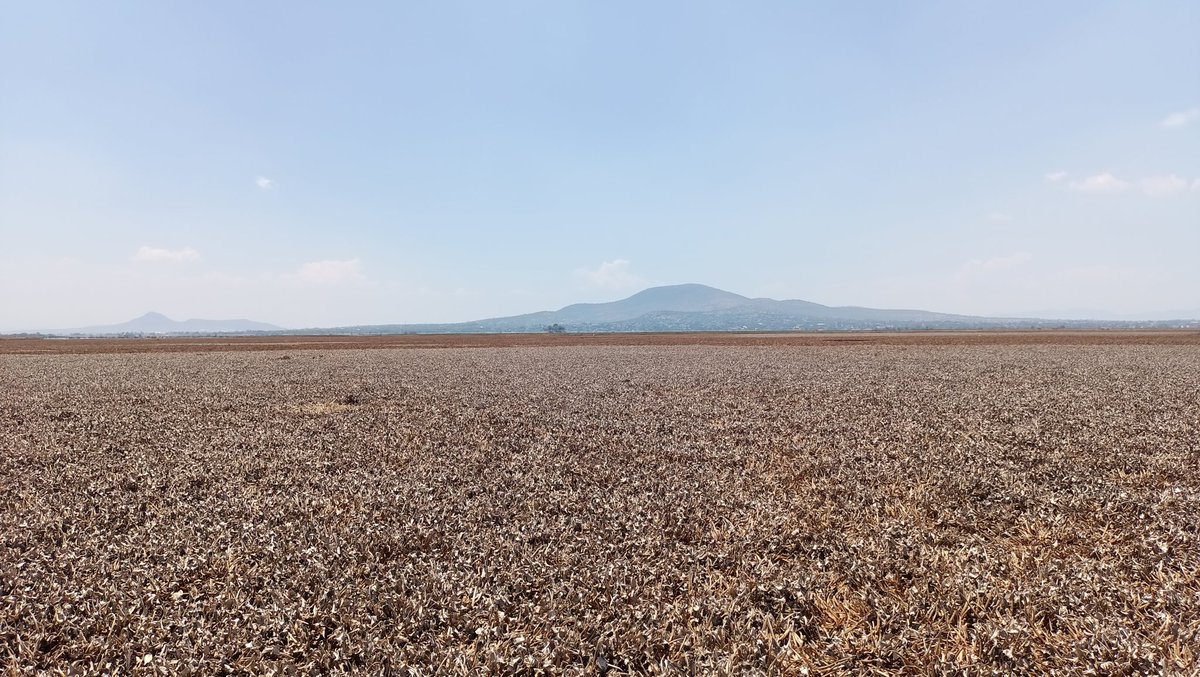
[302,283,1198,334]
[61,312,282,335]
[1009,307,1200,322]
[18,284,1199,336]
[342,283,989,333]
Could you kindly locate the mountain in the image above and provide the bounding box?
[461,283,983,330]
[38,286,1197,337]
[317,283,1102,334]
[1013,307,1200,322]
[65,312,282,335]
[465,284,764,329]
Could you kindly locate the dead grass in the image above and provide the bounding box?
[1,344,1198,674]
[289,401,357,416]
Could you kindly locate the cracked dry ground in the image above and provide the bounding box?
[2,341,1198,674]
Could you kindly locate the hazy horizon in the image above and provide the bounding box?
[3,2,1198,331]
[18,281,1200,333]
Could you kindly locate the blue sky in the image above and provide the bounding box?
[2,1,1198,329]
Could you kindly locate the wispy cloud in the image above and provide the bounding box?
[288,259,366,286]
[255,176,276,190]
[1061,171,1196,197]
[1139,174,1190,197]
[1160,108,1199,129]
[986,211,1011,222]
[1069,172,1129,194]
[959,252,1033,276]
[1044,171,1068,182]
[133,246,201,263]
[575,259,645,290]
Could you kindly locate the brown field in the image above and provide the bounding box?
[3,329,1199,355]
[2,332,1198,674]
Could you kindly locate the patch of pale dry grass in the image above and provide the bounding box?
[1,344,1198,674]
[289,401,356,416]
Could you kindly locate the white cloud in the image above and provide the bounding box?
[986,211,1012,222]
[255,176,276,190]
[1160,108,1199,129]
[1139,174,1190,197]
[1069,172,1130,194]
[575,259,645,290]
[1044,171,1068,182]
[1058,171,1196,197]
[959,252,1033,276]
[133,246,201,263]
[289,259,366,286]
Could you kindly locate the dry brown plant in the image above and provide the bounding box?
[1,338,1198,674]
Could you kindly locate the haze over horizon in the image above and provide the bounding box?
[2,2,1198,331]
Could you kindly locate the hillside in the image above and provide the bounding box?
[37,285,1199,337]
[323,284,1030,334]
[64,312,282,335]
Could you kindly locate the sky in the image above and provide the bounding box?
[2,1,1198,330]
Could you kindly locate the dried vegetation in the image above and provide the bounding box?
[2,341,1199,674]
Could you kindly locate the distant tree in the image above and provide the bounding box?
[546,323,567,334]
